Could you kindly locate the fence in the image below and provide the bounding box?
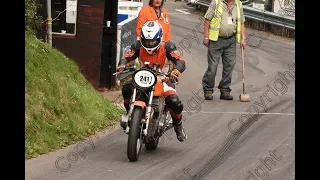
[116,0,143,65]
[118,1,143,23]
[194,0,295,30]
[116,16,137,66]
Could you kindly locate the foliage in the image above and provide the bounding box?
[25,0,43,35]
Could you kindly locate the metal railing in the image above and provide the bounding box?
[194,0,295,30]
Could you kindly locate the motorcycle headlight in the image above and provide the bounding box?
[132,69,157,90]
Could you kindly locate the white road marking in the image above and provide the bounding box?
[182,111,295,116]
[174,9,190,14]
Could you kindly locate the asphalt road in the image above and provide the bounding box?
[25,0,295,180]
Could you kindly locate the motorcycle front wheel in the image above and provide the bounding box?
[127,106,143,162]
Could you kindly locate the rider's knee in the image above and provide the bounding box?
[165,94,183,114]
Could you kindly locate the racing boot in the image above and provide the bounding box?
[173,119,187,142]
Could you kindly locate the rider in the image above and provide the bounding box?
[116,20,187,142]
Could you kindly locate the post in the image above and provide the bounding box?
[47,0,52,46]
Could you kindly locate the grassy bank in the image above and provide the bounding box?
[25,32,124,159]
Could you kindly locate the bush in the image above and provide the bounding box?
[25,0,43,35]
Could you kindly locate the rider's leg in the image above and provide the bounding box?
[164,80,175,124]
[163,83,187,142]
[122,80,133,113]
[119,80,133,130]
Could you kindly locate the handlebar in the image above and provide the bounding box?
[113,65,179,84]
[112,67,137,76]
[112,69,130,76]
[156,71,179,84]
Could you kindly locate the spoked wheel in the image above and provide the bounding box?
[127,107,143,162]
[145,107,169,150]
[164,109,173,131]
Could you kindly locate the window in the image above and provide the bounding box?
[52,0,77,35]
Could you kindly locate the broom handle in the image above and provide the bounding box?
[241,47,245,94]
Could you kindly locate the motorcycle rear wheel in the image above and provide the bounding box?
[145,136,160,150]
[145,109,169,150]
[127,106,143,162]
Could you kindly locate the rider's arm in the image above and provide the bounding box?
[118,40,141,67]
[165,42,186,73]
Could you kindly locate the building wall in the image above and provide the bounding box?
[39,0,105,89]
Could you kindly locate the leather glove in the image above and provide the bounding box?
[116,65,126,72]
[170,69,181,83]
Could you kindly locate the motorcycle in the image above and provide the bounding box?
[113,61,177,162]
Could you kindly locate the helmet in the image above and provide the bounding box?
[140,21,163,55]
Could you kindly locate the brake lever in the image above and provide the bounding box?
[166,71,179,85]
[171,78,179,85]
[113,69,130,76]
[158,72,179,85]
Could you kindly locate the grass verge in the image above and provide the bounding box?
[25,32,124,159]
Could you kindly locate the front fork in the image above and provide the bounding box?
[143,86,154,136]
[120,87,154,136]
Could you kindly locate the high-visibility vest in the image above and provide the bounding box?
[209,0,242,43]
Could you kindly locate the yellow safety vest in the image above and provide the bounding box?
[209,0,242,43]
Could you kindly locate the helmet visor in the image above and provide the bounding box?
[141,38,161,49]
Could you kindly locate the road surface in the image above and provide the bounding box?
[25,1,295,180]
